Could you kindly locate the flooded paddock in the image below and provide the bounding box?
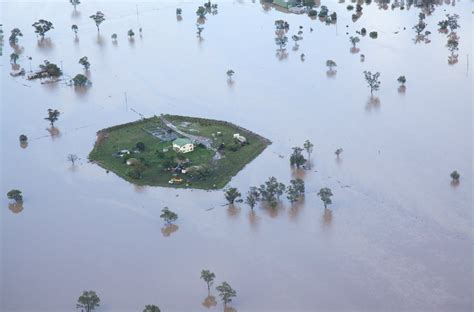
[1,0,472,311]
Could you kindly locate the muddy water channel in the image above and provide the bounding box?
[1,1,472,311]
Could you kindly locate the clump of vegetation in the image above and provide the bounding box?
[111,33,117,41]
[71,74,89,86]
[317,187,333,209]
[70,0,81,10]
[143,305,161,312]
[286,178,305,206]
[347,5,354,10]
[350,36,360,48]
[68,154,79,165]
[29,60,62,79]
[196,24,204,38]
[176,8,182,16]
[76,290,100,312]
[450,170,460,182]
[7,189,23,203]
[245,187,260,211]
[226,69,235,81]
[369,31,378,39]
[160,207,178,225]
[32,19,54,39]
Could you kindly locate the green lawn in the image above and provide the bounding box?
[89,115,271,189]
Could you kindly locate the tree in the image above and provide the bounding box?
[79,56,90,70]
[176,8,182,16]
[70,0,81,9]
[32,19,54,39]
[90,11,105,32]
[303,140,314,160]
[143,305,161,312]
[128,29,135,38]
[224,187,241,204]
[245,187,259,211]
[136,142,146,151]
[349,36,360,47]
[450,170,460,182]
[259,176,285,208]
[111,33,117,41]
[275,36,288,51]
[363,71,381,95]
[196,6,207,19]
[7,189,23,203]
[67,154,79,165]
[290,147,306,168]
[200,270,216,295]
[71,24,78,35]
[326,60,337,71]
[286,179,304,206]
[9,28,23,44]
[335,148,343,158]
[45,109,60,127]
[72,74,89,86]
[317,187,333,209]
[160,207,178,225]
[196,24,204,38]
[397,75,406,86]
[216,282,237,308]
[226,69,235,81]
[76,291,100,312]
[19,134,28,143]
[10,53,19,64]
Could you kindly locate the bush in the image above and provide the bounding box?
[227,144,240,152]
[136,142,145,151]
[19,134,28,142]
[361,28,367,36]
[369,31,378,39]
[308,9,317,17]
[347,5,354,10]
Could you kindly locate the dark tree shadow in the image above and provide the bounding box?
[161,224,179,237]
[197,17,206,25]
[10,42,24,54]
[202,295,217,309]
[9,202,24,214]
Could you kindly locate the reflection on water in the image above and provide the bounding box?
[398,85,407,94]
[46,126,61,139]
[202,295,217,309]
[247,210,259,230]
[365,96,381,112]
[36,38,54,50]
[322,208,333,228]
[19,141,28,149]
[8,202,24,214]
[227,204,241,218]
[161,224,179,237]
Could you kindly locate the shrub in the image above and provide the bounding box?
[136,142,145,151]
[369,31,378,39]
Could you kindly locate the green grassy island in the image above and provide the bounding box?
[89,115,271,189]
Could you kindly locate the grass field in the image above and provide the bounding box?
[89,115,271,189]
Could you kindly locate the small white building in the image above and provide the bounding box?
[233,133,247,144]
[173,138,194,153]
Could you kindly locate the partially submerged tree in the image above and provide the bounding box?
[32,19,54,39]
[7,189,23,203]
[196,24,204,38]
[224,187,241,204]
[363,71,381,95]
[335,148,343,158]
[10,52,19,64]
[72,74,89,86]
[9,28,23,44]
[275,36,288,51]
[303,140,314,165]
[143,305,161,312]
[292,34,302,47]
[196,6,207,19]
[79,56,90,70]
[76,290,100,312]
[176,8,182,16]
[286,178,305,206]
[290,147,307,168]
[216,282,237,308]
[349,36,360,48]
[450,170,460,182]
[226,69,235,81]
[45,109,60,127]
[19,134,28,143]
[67,154,79,165]
[89,11,105,32]
[71,24,78,36]
[160,207,178,225]
[397,75,406,87]
[326,60,337,71]
[259,176,286,208]
[317,187,333,209]
[36,60,62,78]
[70,0,81,10]
[200,270,216,295]
[111,33,117,41]
[128,29,135,38]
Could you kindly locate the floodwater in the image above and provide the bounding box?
[1,1,472,311]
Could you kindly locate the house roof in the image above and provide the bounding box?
[173,138,193,147]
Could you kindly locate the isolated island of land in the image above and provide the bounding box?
[89,114,271,189]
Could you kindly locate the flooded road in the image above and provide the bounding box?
[1,1,472,311]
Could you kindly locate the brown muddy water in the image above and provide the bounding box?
[1,1,472,311]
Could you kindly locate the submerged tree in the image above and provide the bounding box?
[45,109,60,127]
[326,60,337,71]
[303,140,314,160]
[290,147,306,168]
[245,188,259,211]
[160,207,178,225]
[275,36,288,51]
[224,187,241,204]
[70,0,81,10]
[67,154,79,165]
[71,24,78,36]
[32,19,54,39]
[76,291,100,312]
[196,24,204,38]
[226,69,235,81]
[196,6,207,19]
[363,71,381,95]
[176,8,182,16]
[10,52,19,64]
[216,282,237,308]
[286,178,305,206]
[128,29,135,38]
[317,187,333,209]
[9,28,23,44]
[450,170,460,182]
[38,60,62,77]
[143,305,160,312]
[200,270,216,295]
[259,176,286,208]
[89,11,105,32]
[7,189,23,203]
[349,36,360,48]
[72,74,89,86]
[397,75,406,87]
[111,33,117,41]
[335,148,343,158]
[79,56,90,70]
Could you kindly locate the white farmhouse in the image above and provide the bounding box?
[172,138,194,153]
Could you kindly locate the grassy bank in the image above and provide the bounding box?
[89,115,271,189]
